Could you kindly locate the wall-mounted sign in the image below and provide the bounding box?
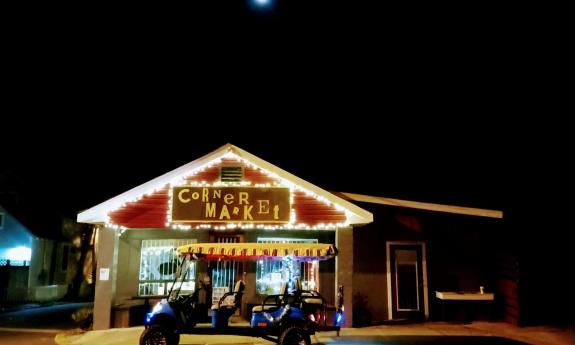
[172,187,290,223]
[99,268,110,281]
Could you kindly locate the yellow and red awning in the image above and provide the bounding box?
[177,242,337,261]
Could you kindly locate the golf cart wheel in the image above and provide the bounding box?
[139,325,180,345]
[278,326,311,345]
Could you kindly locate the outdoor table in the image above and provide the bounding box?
[435,291,494,322]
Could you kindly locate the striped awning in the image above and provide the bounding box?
[177,242,337,261]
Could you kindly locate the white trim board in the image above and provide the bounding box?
[77,144,373,226]
[340,192,503,219]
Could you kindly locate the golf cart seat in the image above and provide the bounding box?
[251,278,304,313]
[302,297,323,304]
[212,279,245,311]
[211,279,245,328]
[251,304,278,312]
[252,293,286,313]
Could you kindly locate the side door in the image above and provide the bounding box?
[389,243,426,321]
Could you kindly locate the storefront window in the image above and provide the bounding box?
[256,238,319,295]
[139,239,196,296]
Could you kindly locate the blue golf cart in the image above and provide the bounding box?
[140,242,343,345]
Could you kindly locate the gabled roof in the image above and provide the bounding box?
[77,144,373,225]
[337,192,503,219]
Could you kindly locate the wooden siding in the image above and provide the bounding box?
[108,162,345,228]
[293,191,346,224]
[108,186,170,228]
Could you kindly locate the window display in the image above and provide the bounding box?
[139,239,196,296]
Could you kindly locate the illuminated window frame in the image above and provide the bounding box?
[256,237,319,295]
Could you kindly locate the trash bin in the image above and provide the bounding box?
[211,309,228,328]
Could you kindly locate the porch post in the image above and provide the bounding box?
[335,226,353,327]
[93,226,120,330]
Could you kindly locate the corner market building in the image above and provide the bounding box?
[78,144,505,330]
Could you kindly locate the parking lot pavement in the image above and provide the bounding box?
[53,321,575,345]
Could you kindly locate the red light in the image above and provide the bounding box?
[308,314,316,322]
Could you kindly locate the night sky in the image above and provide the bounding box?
[0,1,559,238]
[1,123,512,237]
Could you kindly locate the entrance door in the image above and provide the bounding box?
[388,243,427,321]
[210,235,243,299]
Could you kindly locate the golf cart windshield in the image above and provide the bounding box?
[168,254,193,301]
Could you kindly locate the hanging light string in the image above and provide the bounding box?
[106,150,351,232]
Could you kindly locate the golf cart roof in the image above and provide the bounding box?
[177,242,337,261]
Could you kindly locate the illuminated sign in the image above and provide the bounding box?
[171,187,290,223]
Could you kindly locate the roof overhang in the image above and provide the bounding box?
[339,192,503,219]
[77,144,373,226]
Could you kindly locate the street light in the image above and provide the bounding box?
[253,0,271,6]
[250,0,273,10]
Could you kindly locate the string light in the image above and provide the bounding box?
[105,148,351,230]
[165,222,347,231]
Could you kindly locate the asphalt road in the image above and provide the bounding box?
[0,302,92,345]
[0,303,92,345]
[0,303,532,345]
[0,331,533,345]
[0,302,91,329]
[0,333,532,345]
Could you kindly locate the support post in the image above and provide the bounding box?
[335,226,353,327]
[93,226,119,330]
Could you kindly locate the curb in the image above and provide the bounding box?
[54,330,86,345]
[54,333,70,345]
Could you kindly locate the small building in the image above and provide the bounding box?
[0,205,73,305]
[335,193,507,325]
[78,144,505,329]
[0,205,33,305]
[0,205,33,267]
[78,144,372,329]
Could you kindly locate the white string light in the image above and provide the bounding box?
[106,150,350,230]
